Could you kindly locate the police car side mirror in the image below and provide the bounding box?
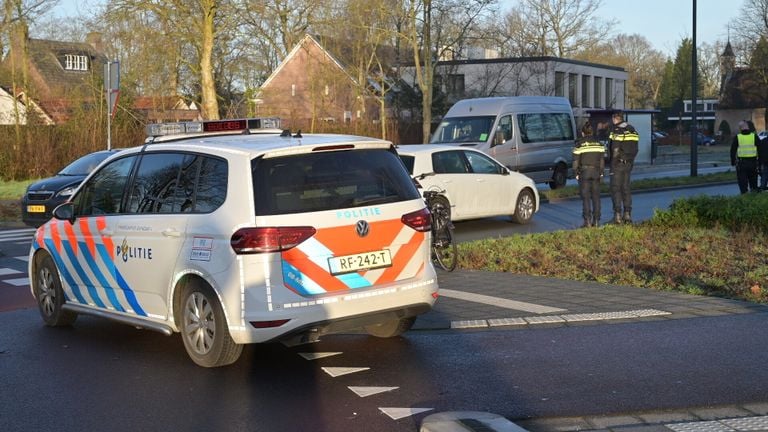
[52,202,76,225]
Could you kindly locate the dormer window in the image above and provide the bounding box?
[64,54,89,71]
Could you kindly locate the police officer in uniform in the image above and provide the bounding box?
[573,122,606,227]
[608,111,639,224]
[731,120,759,193]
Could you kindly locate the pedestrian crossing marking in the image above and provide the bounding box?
[5,277,29,287]
[0,268,21,276]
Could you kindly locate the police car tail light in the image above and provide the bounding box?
[401,208,432,232]
[231,227,316,254]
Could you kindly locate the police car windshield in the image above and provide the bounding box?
[253,149,420,215]
[58,151,113,176]
[430,116,495,144]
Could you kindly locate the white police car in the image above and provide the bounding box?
[29,118,438,367]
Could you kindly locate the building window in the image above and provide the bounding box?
[593,77,602,108]
[605,78,614,108]
[555,72,565,97]
[64,54,89,71]
[568,73,578,106]
[442,74,465,96]
[581,75,591,108]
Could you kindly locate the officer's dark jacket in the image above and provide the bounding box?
[608,122,639,164]
[757,135,768,164]
[573,136,605,178]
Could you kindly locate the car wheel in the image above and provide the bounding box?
[512,189,535,224]
[34,254,77,327]
[365,317,416,338]
[548,163,567,189]
[180,282,243,368]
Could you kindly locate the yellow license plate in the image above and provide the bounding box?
[328,249,392,275]
[26,205,45,213]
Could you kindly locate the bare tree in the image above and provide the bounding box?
[499,0,613,58]
[107,0,230,120]
[397,0,495,143]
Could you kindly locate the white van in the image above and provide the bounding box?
[430,96,577,189]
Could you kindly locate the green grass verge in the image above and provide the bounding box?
[0,179,36,200]
[458,192,768,303]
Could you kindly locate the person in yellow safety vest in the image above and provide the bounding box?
[573,122,606,227]
[608,111,639,224]
[730,120,759,194]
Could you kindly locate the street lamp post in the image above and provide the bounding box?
[691,0,698,176]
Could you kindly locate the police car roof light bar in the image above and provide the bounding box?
[145,117,281,137]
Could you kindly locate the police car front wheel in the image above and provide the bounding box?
[180,282,243,368]
[34,254,77,327]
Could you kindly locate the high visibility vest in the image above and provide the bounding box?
[737,133,758,158]
[573,140,606,155]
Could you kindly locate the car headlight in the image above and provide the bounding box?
[57,186,76,198]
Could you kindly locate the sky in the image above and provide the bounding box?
[52,0,738,58]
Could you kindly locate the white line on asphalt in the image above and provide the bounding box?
[452,309,671,329]
[439,289,566,314]
[0,229,36,235]
[348,386,398,398]
[379,407,433,421]
[321,367,369,378]
[14,256,29,262]
[0,268,21,276]
[4,277,29,287]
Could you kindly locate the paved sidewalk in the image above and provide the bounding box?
[416,270,768,432]
[415,270,767,331]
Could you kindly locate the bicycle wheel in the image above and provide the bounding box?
[433,223,457,271]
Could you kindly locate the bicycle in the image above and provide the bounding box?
[422,189,457,271]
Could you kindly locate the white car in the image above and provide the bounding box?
[29,118,438,367]
[397,144,539,223]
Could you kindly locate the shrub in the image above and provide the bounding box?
[650,193,768,233]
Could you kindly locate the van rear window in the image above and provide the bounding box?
[252,149,420,215]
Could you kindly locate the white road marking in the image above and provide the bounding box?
[321,367,370,378]
[298,352,342,361]
[0,228,36,236]
[14,256,28,262]
[348,386,398,398]
[5,277,29,287]
[455,309,672,329]
[0,268,21,276]
[378,407,433,420]
[439,289,566,314]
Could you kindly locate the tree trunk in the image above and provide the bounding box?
[199,0,219,120]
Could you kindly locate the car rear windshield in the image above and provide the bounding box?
[253,148,420,215]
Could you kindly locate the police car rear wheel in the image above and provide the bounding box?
[365,317,416,338]
[34,254,77,327]
[180,283,243,368]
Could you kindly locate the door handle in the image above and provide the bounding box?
[162,228,181,238]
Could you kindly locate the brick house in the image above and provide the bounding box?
[257,34,380,129]
[715,41,767,137]
[0,33,200,124]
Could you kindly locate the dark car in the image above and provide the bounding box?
[21,150,118,227]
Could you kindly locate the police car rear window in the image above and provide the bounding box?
[252,149,420,215]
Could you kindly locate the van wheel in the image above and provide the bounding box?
[180,282,243,367]
[548,163,567,189]
[365,317,416,338]
[511,189,535,224]
[34,254,77,327]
